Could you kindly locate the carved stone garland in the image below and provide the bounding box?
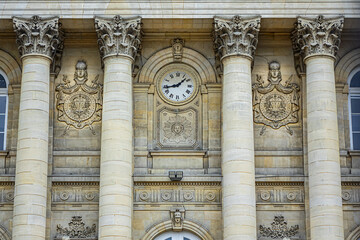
[55,216,97,239]
[213,15,261,60]
[13,15,62,59]
[292,15,344,60]
[56,60,103,135]
[259,215,299,239]
[94,15,142,61]
[252,61,300,135]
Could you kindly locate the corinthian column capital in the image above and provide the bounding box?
[94,15,142,61]
[292,15,344,60]
[213,15,261,61]
[13,15,62,60]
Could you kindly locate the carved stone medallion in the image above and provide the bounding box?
[56,60,103,135]
[253,61,300,135]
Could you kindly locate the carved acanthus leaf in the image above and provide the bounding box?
[13,15,63,59]
[292,15,344,60]
[94,15,142,61]
[213,15,261,60]
[55,216,97,239]
[259,215,299,239]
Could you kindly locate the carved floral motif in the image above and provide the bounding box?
[55,216,96,239]
[259,215,299,239]
[213,15,261,60]
[56,60,103,135]
[292,15,344,59]
[95,15,142,61]
[13,15,63,59]
[252,61,300,135]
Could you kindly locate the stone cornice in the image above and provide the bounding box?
[213,15,261,61]
[13,15,63,60]
[292,15,344,61]
[94,15,142,61]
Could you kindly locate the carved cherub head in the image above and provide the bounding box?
[268,61,282,84]
[74,60,88,83]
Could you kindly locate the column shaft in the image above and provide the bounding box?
[12,55,51,240]
[99,56,133,240]
[306,56,344,240]
[222,56,256,240]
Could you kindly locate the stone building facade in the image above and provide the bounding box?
[0,1,359,240]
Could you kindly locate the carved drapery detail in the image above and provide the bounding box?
[213,15,261,60]
[252,61,300,135]
[259,215,299,239]
[94,15,142,61]
[292,15,344,60]
[56,60,103,135]
[13,15,63,59]
[172,38,184,61]
[55,216,97,239]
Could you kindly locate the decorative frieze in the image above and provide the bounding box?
[341,182,360,204]
[292,15,344,60]
[52,182,99,203]
[256,185,304,204]
[252,61,300,135]
[213,15,261,60]
[259,215,299,239]
[13,15,63,59]
[56,60,103,135]
[55,216,97,240]
[94,15,142,61]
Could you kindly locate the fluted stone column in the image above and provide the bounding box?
[95,15,142,240]
[12,16,62,240]
[293,15,344,240]
[214,16,261,240]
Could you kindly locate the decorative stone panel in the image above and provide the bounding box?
[0,182,14,205]
[259,215,299,239]
[256,182,304,204]
[52,182,99,204]
[55,216,97,240]
[342,182,360,204]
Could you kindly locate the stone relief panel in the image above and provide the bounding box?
[55,216,97,240]
[52,182,99,204]
[0,182,14,206]
[256,183,304,204]
[134,182,220,204]
[253,61,300,135]
[342,182,360,204]
[259,215,299,240]
[56,60,103,135]
[157,107,199,149]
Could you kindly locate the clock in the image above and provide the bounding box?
[156,64,199,105]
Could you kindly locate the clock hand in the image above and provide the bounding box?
[174,78,187,87]
[163,78,187,89]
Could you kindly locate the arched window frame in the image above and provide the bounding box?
[0,69,8,151]
[348,67,360,150]
[154,231,201,240]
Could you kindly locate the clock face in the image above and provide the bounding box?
[161,71,195,103]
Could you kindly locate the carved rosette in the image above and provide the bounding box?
[292,15,344,60]
[252,61,300,135]
[13,15,63,60]
[94,15,142,61]
[213,15,261,61]
[56,60,103,135]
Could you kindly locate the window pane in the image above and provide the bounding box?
[165,238,172,240]
[353,133,360,150]
[0,133,4,150]
[352,115,360,131]
[184,238,190,240]
[0,96,6,114]
[0,74,6,88]
[351,98,360,113]
[350,71,360,87]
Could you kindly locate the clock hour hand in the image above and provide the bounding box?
[163,78,186,89]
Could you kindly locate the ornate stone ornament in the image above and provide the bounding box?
[55,216,97,239]
[158,108,197,148]
[292,15,344,60]
[342,191,352,201]
[13,15,63,59]
[259,215,299,239]
[56,60,103,135]
[213,15,261,60]
[287,192,297,201]
[260,190,271,201]
[172,38,184,61]
[252,61,300,135]
[94,15,142,61]
[170,207,185,231]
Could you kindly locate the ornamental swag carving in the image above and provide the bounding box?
[55,216,97,239]
[13,15,63,59]
[56,60,103,135]
[259,215,299,239]
[252,61,300,135]
[213,15,261,60]
[292,15,344,59]
[94,15,142,60]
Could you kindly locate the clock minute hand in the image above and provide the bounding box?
[163,83,178,88]
[174,78,187,87]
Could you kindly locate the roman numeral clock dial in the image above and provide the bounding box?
[161,71,195,103]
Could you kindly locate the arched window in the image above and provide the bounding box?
[0,70,8,151]
[154,231,201,240]
[349,68,360,150]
